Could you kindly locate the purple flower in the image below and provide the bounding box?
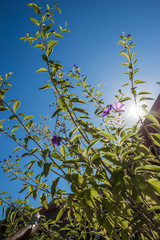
[52,136,62,146]
[16,155,19,158]
[112,101,125,112]
[102,105,112,117]
[9,155,12,158]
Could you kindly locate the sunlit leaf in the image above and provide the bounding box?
[54,3,62,14]
[139,97,154,101]
[24,115,34,121]
[13,101,20,113]
[138,91,151,95]
[30,18,39,26]
[151,133,160,147]
[27,3,40,14]
[40,193,48,209]
[39,84,53,90]
[99,132,115,142]
[36,68,48,73]
[145,114,159,127]
[0,107,8,111]
[54,33,64,38]
[51,177,60,197]
[43,163,52,177]
[136,165,160,173]
[51,107,62,119]
[56,208,63,221]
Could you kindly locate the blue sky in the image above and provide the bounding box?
[0,0,160,215]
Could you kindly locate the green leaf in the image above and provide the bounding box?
[13,146,22,152]
[137,144,150,155]
[121,97,132,102]
[91,153,101,166]
[150,206,160,211]
[10,211,15,224]
[60,145,65,157]
[51,177,60,197]
[9,115,17,120]
[33,134,40,142]
[34,43,44,50]
[27,3,40,14]
[48,40,58,48]
[61,29,70,33]
[36,68,48,73]
[19,186,28,193]
[151,133,160,147]
[58,98,66,109]
[118,40,126,46]
[119,51,128,58]
[30,18,39,26]
[19,112,25,117]
[71,134,81,143]
[145,114,159,127]
[54,33,64,38]
[51,107,62,119]
[4,81,12,87]
[28,160,36,171]
[87,137,102,153]
[0,107,8,111]
[54,3,62,14]
[51,152,63,161]
[11,128,18,133]
[70,97,86,104]
[111,167,124,193]
[139,97,154,101]
[132,52,138,58]
[133,68,139,75]
[0,192,9,195]
[24,115,34,121]
[56,208,63,221]
[42,55,48,61]
[132,59,138,66]
[134,80,146,85]
[46,40,58,57]
[72,107,88,115]
[39,84,53,90]
[27,37,37,41]
[13,101,20,113]
[99,132,115,142]
[26,120,33,130]
[32,189,38,200]
[136,165,160,173]
[138,91,151,95]
[40,193,48,209]
[43,163,52,177]
[46,47,53,57]
[121,62,129,66]
[148,178,160,195]
[14,200,26,204]
[120,133,134,144]
[5,72,13,80]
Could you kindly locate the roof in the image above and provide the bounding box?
[139,94,160,148]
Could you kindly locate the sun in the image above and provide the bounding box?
[128,104,145,119]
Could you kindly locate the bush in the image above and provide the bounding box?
[0,2,160,239]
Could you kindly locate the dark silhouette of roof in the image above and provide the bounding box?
[139,94,160,148]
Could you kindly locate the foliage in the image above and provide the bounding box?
[0,1,160,239]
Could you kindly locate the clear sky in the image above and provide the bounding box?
[0,0,160,215]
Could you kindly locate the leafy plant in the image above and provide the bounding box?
[0,2,160,239]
